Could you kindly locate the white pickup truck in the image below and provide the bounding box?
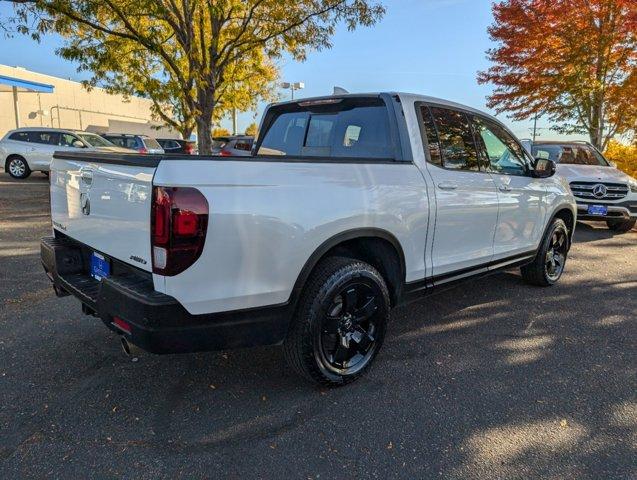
[41,93,576,385]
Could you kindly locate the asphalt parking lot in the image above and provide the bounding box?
[0,173,635,479]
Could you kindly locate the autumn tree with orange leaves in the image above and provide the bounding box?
[478,0,637,150]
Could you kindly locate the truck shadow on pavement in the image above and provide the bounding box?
[1,176,635,479]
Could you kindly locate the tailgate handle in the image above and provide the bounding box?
[79,167,94,186]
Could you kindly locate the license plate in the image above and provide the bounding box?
[587,205,608,216]
[90,252,110,281]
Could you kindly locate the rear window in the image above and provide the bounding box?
[106,136,141,149]
[159,140,181,149]
[532,144,608,166]
[9,132,30,142]
[257,98,393,159]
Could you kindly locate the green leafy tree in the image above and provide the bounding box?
[7,0,384,153]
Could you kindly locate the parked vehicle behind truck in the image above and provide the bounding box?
[41,93,576,385]
[0,127,132,179]
[529,141,637,233]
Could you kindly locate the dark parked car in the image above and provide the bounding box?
[100,134,164,154]
[157,138,197,155]
[212,135,254,156]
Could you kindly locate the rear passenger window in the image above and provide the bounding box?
[429,107,480,171]
[28,131,60,145]
[420,106,442,166]
[257,98,393,159]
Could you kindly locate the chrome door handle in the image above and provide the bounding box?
[437,182,458,190]
[498,185,512,192]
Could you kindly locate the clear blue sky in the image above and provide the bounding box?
[0,0,577,141]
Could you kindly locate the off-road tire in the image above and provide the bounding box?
[521,218,569,287]
[283,256,390,386]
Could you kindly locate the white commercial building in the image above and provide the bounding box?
[0,64,178,138]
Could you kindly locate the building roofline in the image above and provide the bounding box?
[0,74,54,93]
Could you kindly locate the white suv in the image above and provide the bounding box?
[530,141,637,233]
[0,127,131,179]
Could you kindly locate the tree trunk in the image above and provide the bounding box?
[195,85,216,155]
[196,114,213,155]
[179,126,194,141]
[589,101,604,150]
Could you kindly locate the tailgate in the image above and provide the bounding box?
[49,152,158,272]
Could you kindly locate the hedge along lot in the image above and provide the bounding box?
[0,171,636,480]
[605,141,637,177]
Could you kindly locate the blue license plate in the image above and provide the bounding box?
[90,252,110,281]
[587,205,608,216]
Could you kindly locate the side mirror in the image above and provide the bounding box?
[532,158,556,178]
[72,140,85,148]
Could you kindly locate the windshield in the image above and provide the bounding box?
[532,144,609,166]
[142,137,162,150]
[76,133,116,148]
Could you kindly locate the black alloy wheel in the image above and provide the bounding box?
[284,256,390,386]
[316,280,382,376]
[521,217,570,286]
[545,228,568,281]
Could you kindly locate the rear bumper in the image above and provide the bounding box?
[576,199,637,221]
[41,236,291,354]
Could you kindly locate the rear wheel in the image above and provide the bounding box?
[606,218,636,233]
[6,156,31,179]
[283,256,390,386]
[521,218,569,286]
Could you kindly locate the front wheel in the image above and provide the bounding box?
[283,256,390,386]
[521,218,570,286]
[6,156,31,179]
[606,218,636,233]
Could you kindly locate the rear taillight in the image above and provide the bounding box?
[151,186,209,276]
[138,147,148,154]
[219,149,232,157]
[185,143,195,155]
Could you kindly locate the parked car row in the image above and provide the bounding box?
[0,128,133,179]
[0,127,252,179]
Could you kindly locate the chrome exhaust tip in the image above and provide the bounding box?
[120,336,142,359]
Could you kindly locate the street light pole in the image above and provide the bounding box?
[281,81,305,100]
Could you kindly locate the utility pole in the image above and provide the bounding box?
[532,113,539,142]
